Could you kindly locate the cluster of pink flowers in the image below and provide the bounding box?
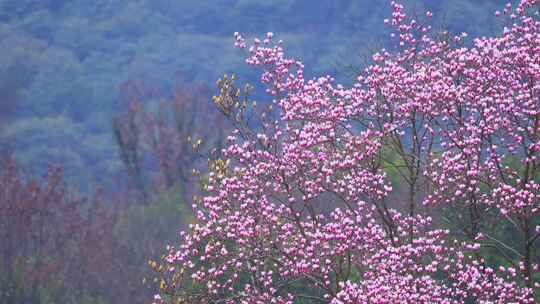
[154,1,540,303]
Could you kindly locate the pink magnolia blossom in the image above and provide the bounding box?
[153,1,540,303]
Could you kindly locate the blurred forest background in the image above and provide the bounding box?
[0,1,519,303]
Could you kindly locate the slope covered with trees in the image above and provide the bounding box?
[0,0,516,191]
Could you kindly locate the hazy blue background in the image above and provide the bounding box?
[0,0,513,192]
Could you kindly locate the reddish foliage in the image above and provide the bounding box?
[113,80,229,204]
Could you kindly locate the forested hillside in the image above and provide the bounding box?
[0,0,512,192]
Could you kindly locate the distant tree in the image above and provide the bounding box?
[0,159,123,304]
[0,159,85,303]
[112,80,228,204]
[113,82,147,202]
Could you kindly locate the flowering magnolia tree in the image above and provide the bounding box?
[152,1,540,303]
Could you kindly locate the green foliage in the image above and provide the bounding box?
[0,256,66,304]
[113,185,193,299]
[78,294,107,304]
[114,185,191,247]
